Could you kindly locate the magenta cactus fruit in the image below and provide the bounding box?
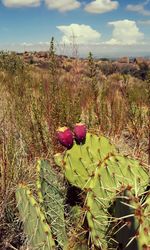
[74,123,86,144]
[57,127,73,149]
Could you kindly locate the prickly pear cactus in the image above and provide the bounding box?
[135,193,150,249]
[111,189,150,250]
[85,155,149,249]
[16,128,150,250]
[16,184,55,250]
[62,133,116,189]
[37,160,67,248]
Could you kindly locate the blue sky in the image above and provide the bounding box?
[0,0,150,57]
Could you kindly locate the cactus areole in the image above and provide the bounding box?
[74,123,86,144]
[57,127,73,149]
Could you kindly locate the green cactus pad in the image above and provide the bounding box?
[37,159,67,248]
[16,184,55,250]
[111,189,150,249]
[136,194,150,249]
[86,155,149,249]
[63,133,116,189]
[54,152,64,168]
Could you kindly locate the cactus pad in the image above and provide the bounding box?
[16,184,55,250]
[63,133,116,189]
[37,159,67,248]
[86,155,149,249]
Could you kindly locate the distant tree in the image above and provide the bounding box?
[138,62,149,80]
[29,57,34,64]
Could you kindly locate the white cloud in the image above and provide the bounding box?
[45,0,81,12]
[126,0,150,16]
[57,24,101,44]
[21,42,33,46]
[2,0,41,7]
[2,0,81,11]
[84,0,119,14]
[38,41,50,45]
[106,19,144,45]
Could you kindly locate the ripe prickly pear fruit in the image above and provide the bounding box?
[57,127,74,149]
[74,123,86,144]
